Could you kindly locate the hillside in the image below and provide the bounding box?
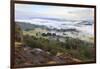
[16,22,49,31]
[14,23,82,67]
[14,22,95,67]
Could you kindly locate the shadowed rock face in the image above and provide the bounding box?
[15,23,23,42]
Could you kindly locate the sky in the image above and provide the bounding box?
[15,4,94,21]
[15,4,94,35]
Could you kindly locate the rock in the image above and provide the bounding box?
[14,46,81,67]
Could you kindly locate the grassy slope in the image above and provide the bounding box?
[23,29,95,61]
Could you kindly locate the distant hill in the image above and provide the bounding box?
[76,20,93,25]
[15,21,80,32]
[16,21,49,31]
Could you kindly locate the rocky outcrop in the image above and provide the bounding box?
[14,45,81,67]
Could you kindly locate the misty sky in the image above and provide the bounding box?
[15,4,94,21]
